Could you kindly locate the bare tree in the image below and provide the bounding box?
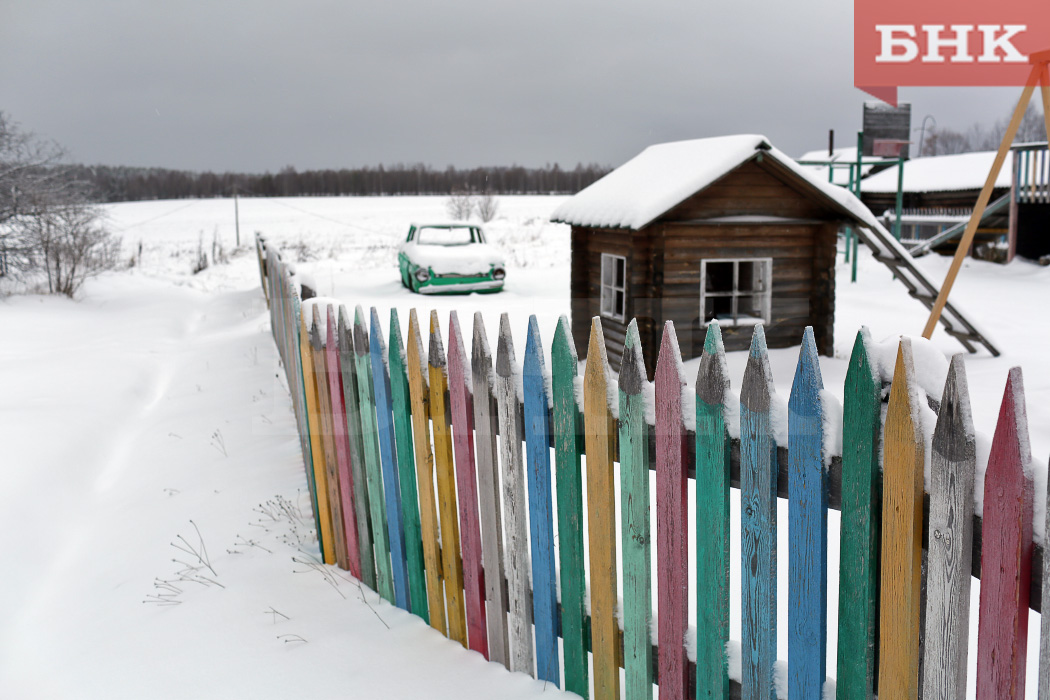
[922,103,1046,156]
[19,201,118,296]
[446,190,474,220]
[476,193,499,222]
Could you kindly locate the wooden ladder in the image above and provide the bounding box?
[853,222,1001,356]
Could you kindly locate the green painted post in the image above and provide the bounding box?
[695,322,731,700]
[619,320,653,699]
[894,155,905,241]
[835,328,882,700]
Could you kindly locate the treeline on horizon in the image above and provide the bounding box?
[66,163,613,202]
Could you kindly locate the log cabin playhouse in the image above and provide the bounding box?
[551,134,889,375]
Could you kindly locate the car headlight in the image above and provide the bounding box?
[492,267,506,280]
[414,267,430,282]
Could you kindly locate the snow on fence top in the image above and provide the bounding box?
[861,150,1013,194]
[550,134,885,233]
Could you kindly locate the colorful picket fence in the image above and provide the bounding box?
[255,234,1049,700]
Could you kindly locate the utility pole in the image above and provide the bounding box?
[234,188,241,248]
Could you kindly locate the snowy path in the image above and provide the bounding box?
[0,267,572,700]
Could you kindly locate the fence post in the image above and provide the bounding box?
[388,309,430,623]
[656,321,688,700]
[836,328,881,700]
[620,319,653,699]
[370,308,411,611]
[472,313,510,667]
[327,306,362,579]
[338,306,376,589]
[923,355,976,700]
[585,317,621,700]
[495,313,535,674]
[301,306,336,565]
[552,315,588,695]
[739,324,777,700]
[406,309,446,634]
[447,311,489,657]
[695,322,731,700]
[788,327,827,700]
[976,367,1033,700]
[312,304,349,571]
[879,338,924,700]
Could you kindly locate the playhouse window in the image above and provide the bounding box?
[700,258,772,326]
[600,253,627,322]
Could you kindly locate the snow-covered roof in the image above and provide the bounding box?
[550,134,883,232]
[796,146,885,187]
[861,151,1013,194]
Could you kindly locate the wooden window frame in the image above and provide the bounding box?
[599,253,627,323]
[699,257,773,327]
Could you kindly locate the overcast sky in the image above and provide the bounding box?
[0,0,1033,173]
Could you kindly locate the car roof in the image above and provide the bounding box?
[410,222,481,229]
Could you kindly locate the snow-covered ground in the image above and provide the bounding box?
[1,195,1047,698]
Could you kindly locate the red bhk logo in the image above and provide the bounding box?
[855,0,1050,104]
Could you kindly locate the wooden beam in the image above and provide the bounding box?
[922,64,1041,340]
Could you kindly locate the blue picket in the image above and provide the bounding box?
[522,316,560,686]
[370,307,410,611]
[740,325,777,700]
[788,327,827,699]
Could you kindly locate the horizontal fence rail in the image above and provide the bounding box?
[255,234,1049,700]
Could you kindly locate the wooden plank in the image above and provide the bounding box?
[387,309,430,623]
[369,308,411,611]
[878,338,924,700]
[300,307,336,565]
[353,307,394,602]
[428,311,468,647]
[406,308,447,635]
[787,327,826,700]
[523,316,561,685]
[655,321,688,700]
[739,324,777,700]
[835,328,881,700]
[1041,450,1050,699]
[620,319,654,700]
[338,306,376,589]
[327,305,362,579]
[552,315,588,695]
[585,317,621,700]
[447,311,489,657]
[471,312,510,667]
[291,290,324,553]
[495,313,535,675]
[695,322,731,700]
[976,367,1034,700]
[312,305,349,571]
[923,355,976,700]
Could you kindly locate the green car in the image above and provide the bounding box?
[398,223,506,294]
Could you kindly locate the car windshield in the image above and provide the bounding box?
[415,226,476,246]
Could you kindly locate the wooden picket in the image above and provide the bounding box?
[923,355,976,700]
[254,239,1050,700]
[427,312,468,647]
[787,327,826,700]
[352,307,394,604]
[695,322,731,700]
[447,311,488,657]
[740,325,778,700]
[326,305,362,579]
[620,319,654,700]
[369,308,411,611]
[523,316,560,685]
[338,305,376,589]
[836,329,880,700]
[495,313,535,674]
[976,368,1033,700]
[405,309,446,635]
[655,321,688,700]
[552,315,588,696]
[387,309,429,623]
[879,338,924,700]
[471,312,510,667]
[585,317,621,700]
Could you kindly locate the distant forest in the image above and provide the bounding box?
[67,163,612,202]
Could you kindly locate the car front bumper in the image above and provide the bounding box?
[416,278,505,294]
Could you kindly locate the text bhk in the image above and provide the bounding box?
[875,25,1027,63]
